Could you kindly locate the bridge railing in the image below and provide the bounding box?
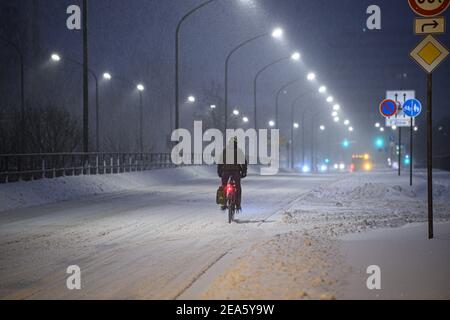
[0,153,203,184]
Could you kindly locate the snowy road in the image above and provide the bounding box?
[1,167,449,300]
[0,169,341,299]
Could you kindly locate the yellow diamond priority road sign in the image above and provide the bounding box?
[410,35,449,73]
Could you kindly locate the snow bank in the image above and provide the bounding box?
[340,222,450,299]
[0,166,217,213]
[280,170,450,237]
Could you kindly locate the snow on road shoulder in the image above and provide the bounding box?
[0,166,216,213]
[280,170,450,237]
[201,231,344,300]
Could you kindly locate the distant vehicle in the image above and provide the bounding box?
[351,154,373,172]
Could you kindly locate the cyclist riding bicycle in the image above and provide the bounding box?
[217,137,248,211]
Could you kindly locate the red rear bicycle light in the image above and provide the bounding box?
[227,184,234,193]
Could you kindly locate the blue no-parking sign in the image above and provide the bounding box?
[379,99,398,118]
[403,99,422,118]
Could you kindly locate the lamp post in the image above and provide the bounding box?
[275,78,301,130]
[82,0,89,153]
[51,53,102,152]
[253,52,300,129]
[175,0,219,132]
[224,28,283,131]
[1,36,25,153]
[114,75,145,153]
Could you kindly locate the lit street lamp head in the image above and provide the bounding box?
[268,120,275,127]
[233,109,240,116]
[210,104,216,110]
[103,73,112,80]
[187,95,195,103]
[243,117,249,123]
[137,84,145,92]
[334,117,340,123]
[320,125,326,131]
[293,123,300,129]
[51,53,61,62]
[291,52,301,61]
[344,119,350,126]
[327,96,334,103]
[318,86,327,94]
[375,122,380,128]
[307,72,316,81]
[348,127,354,132]
[271,27,284,39]
[332,111,338,117]
[333,104,340,111]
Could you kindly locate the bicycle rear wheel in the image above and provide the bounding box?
[228,195,235,224]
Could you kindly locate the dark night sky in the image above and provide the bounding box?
[3,0,450,153]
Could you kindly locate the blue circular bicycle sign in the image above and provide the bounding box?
[403,99,422,118]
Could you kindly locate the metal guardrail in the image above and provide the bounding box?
[0,153,202,184]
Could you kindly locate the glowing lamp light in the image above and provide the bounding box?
[291,52,301,61]
[318,86,327,94]
[271,28,284,39]
[307,72,316,81]
[51,53,61,62]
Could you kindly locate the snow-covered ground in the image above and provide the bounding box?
[0,167,449,299]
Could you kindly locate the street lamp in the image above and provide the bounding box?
[375,122,380,128]
[293,123,300,129]
[224,27,284,131]
[332,111,338,117]
[271,27,284,39]
[243,116,249,123]
[326,96,334,103]
[50,52,103,152]
[104,72,146,153]
[175,0,219,132]
[307,72,316,81]
[333,104,340,111]
[187,95,195,103]
[349,126,354,132]
[233,109,240,116]
[344,119,350,126]
[51,53,61,62]
[334,117,340,123]
[268,120,275,127]
[380,127,385,132]
[275,78,302,130]
[210,104,216,110]
[320,125,326,131]
[291,52,301,61]
[254,52,300,129]
[318,86,327,94]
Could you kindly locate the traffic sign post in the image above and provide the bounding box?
[403,98,423,186]
[409,0,449,240]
